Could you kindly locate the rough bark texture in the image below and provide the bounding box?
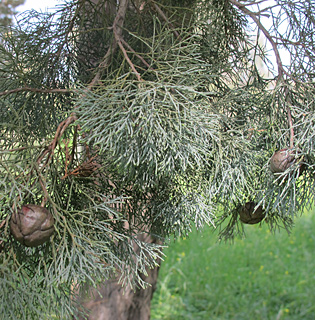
[76,235,161,320]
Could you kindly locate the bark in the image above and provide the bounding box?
[76,234,161,320]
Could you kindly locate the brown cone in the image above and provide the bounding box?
[239,202,265,224]
[10,204,55,247]
[270,148,296,173]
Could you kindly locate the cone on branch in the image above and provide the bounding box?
[270,148,296,173]
[239,202,265,225]
[10,204,55,247]
[270,148,306,176]
[1,0,315,318]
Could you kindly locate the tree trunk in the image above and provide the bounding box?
[77,266,160,320]
[76,235,161,320]
[74,1,171,318]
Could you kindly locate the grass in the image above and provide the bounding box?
[151,210,315,320]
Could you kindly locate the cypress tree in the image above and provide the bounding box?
[1,0,315,319]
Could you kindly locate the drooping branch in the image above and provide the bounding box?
[40,0,130,148]
[5,0,132,204]
[230,0,302,149]
[35,0,131,175]
[51,2,84,70]
[230,0,285,79]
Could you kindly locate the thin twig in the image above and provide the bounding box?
[0,219,6,229]
[70,126,78,165]
[37,115,77,166]
[5,146,29,153]
[0,87,70,97]
[284,87,294,148]
[89,0,130,87]
[234,0,268,7]
[112,0,140,80]
[273,36,307,49]
[113,0,142,81]
[37,172,50,207]
[89,45,115,88]
[151,2,180,38]
[230,0,284,79]
[120,38,153,70]
[287,106,294,149]
[116,39,143,81]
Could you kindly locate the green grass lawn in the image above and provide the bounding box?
[151,211,315,320]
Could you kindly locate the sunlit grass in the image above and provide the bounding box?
[151,210,315,320]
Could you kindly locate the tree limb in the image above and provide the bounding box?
[89,0,130,87]
[116,40,142,81]
[112,0,143,82]
[8,0,131,184]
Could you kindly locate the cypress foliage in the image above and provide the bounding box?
[0,0,315,318]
